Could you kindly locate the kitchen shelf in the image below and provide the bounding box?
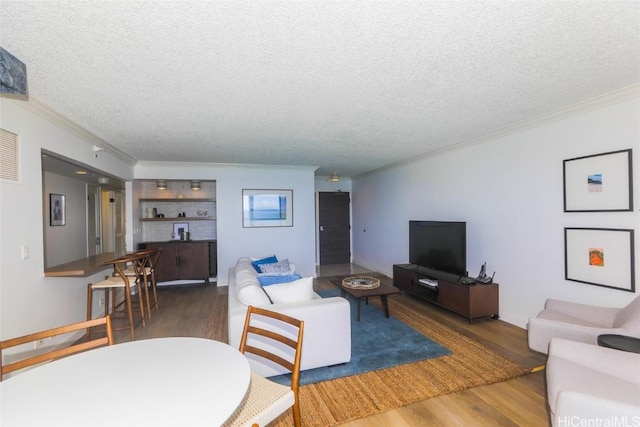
[139,198,216,202]
[140,217,215,222]
[137,179,217,243]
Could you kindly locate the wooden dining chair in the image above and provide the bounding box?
[87,253,146,340]
[0,316,113,380]
[224,306,304,427]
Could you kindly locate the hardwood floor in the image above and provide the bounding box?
[111,273,550,427]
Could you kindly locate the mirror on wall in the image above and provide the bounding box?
[41,150,126,268]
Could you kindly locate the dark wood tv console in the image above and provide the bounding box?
[393,264,499,322]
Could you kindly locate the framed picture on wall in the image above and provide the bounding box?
[563,149,633,212]
[242,189,293,227]
[50,193,66,226]
[173,222,189,240]
[564,227,635,292]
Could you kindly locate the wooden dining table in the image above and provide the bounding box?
[0,337,250,426]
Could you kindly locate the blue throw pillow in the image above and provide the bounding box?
[252,255,278,272]
[258,274,302,287]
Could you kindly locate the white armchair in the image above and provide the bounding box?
[528,295,640,354]
[546,338,640,426]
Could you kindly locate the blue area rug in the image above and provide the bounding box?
[271,289,451,386]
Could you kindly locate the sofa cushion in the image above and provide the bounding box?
[536,309,602,327]
[236,279,272,306]
[258,259,293,275]
[263,276,315,304]
[258,274,302,287]
[251,255,278,272]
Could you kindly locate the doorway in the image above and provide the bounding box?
[101,190,126,253]
[318,191,351,264]
[87,183,101,256]
[42,151,126,267]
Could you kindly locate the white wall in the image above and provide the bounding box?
[352,94,640,328]
[314,176,352,193]
[134,162,318,285]
[43,171,87,267]
[0,98,134,342]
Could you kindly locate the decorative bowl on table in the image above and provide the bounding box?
[342,276,380,290]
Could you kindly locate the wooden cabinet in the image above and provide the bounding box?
[153,243,180,280]
[393,264,499,322]
[208,241,217,278]
[141,241,212,285]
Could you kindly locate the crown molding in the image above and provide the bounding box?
[4,96,137,165]
[135,160,318,171]
[356,84,640,179]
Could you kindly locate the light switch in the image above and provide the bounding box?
[21,245,29,260]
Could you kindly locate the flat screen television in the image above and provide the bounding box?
[409,220,467,277]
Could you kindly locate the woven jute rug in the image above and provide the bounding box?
[272,296,530,427]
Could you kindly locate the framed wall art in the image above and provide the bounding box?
[564,227,635,292]
[50,193,66,226]
[173,222,188,240]
[563,149,633,212]
[242,189,293,228]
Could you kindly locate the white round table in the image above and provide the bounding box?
[0,337,250,426]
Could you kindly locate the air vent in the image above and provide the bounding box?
[0,128,20,181]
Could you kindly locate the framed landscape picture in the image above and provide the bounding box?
[564,227,635,292]
[563,149,633,212]
[242,189,293,228]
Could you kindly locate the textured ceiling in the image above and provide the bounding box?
[1,1,639,177]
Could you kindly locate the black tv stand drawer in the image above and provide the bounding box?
[393,264,499,322]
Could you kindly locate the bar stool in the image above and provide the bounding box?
[122,250,153,318]
[142,247,162,312]
[122,247,162,317]
[87,253,146,340]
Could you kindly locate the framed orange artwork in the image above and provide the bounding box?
[565,227,635,292]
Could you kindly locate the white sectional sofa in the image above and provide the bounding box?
[227,257,351,377]
[546,338,640,426]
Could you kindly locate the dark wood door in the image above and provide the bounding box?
[319,192,351,264]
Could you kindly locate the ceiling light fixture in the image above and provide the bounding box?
[75,170,87,175]
[191,180,201,191]
[329,173,340,182]
[156,180,167,190]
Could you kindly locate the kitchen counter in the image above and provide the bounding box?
[44,252,123,277]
